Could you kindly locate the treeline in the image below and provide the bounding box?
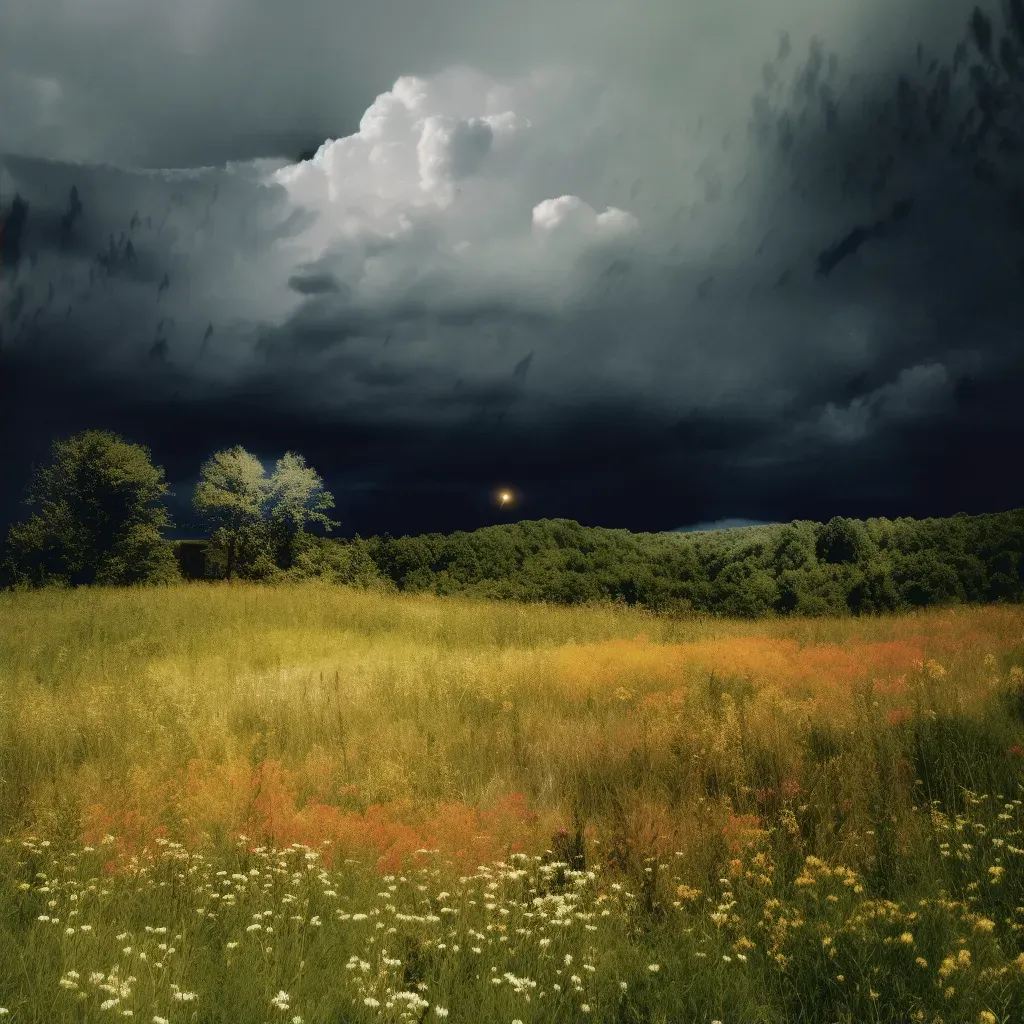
[2,431,1023,618]
[311,511,1024,617]
[0,431,339,589]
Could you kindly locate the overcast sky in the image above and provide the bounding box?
[1,0,1022,537]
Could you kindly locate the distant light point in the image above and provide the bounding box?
[495,486,519,511]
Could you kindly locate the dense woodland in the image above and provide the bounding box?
[2,430,1022,618]
[252,509,1024,618]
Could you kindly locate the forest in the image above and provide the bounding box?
[2,429,1021,618]
[255,508,1024,619]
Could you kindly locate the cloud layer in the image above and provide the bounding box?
[2,0,1023,535]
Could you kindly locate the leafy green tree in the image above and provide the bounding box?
[772,522,818,572]
[893,551,965,608]
[267,452,339,567]
[2,430,180,587]
[194,446,338,580]
[283,535,394,590]
[845,557,901,615]
[773,565,847,617]
[815,516,875,565]
[193,446,271,581]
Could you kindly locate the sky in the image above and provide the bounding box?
[1,0,1023,539]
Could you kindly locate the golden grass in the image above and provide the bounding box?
[1,583,1022,871]
[3,584,1024,1021]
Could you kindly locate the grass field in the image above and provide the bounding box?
[2,583,1024,1022]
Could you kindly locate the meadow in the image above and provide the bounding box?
[1,583,1024,1023]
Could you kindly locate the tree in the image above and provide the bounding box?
[193,446,338,580]
[2,430,180,587]
[267,452,339,567]
[772,522,818,572]
[815,516,874,565]
[192,446,270,581]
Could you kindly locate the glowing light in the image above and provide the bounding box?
[495,487,518,511]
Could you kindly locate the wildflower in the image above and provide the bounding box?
[916,958,928,968]
[292,1018,303,1024]
[899,932,914,945]
[581,1005,592,1014]
[271,992,291,1012]
[153,1018,170,1024]
[101,999,120,1011]
[975,916,997,931]
[620,982,627,990]
[647,964,660,973]
[435,1009,449,1018]
[979,1012,997,1024]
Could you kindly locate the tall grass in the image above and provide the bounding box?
[1,584,1023,1021]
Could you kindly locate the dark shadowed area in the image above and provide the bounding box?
[1,0,1022,538]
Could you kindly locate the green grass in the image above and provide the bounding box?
[1,583,1024,1021]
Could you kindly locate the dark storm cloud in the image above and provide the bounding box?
[2,0,1024,536]
[0,0,971,169]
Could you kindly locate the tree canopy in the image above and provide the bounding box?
[1,430,180,587]
[193,446,337,579]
